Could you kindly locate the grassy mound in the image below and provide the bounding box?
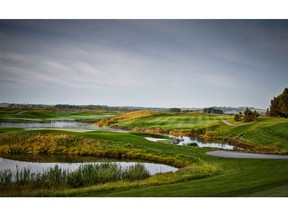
[96,110,156,127]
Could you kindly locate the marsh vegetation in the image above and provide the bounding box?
[0,162,151,189]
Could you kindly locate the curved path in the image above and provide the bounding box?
[221,120,247,127]
[206,150,288,159]
[221,120,236,126]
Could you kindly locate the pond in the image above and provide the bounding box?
[0,121,126,132]
[0,156,178,177]
[170,135,236,150]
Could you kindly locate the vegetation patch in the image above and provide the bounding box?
[0,163,150,190]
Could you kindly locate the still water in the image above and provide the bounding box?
[1,121,98,129]
[171,136,235,150]
[0,156,178,176]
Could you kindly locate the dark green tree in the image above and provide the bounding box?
[203,107,224,114]
[239,111,243,120]
[270,96,280,117]
[243,107,254,122]
[279,88,288,118]
[234,113,241,121]
[265,108,270,116]
[269,88,288,118]
[234,111,243,121]
[252,110,260,121]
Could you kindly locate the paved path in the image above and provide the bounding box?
[221,120,236,126]
[206,150,288,159]
[221,120,247,127]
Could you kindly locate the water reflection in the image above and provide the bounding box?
[0,121,126,132]
[0,156,178,176]
[0,121,97,129]
[170,135,235,150]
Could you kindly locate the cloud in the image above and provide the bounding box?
[1,20,288,108]
[42,60,71,71]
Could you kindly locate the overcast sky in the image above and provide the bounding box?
[1,20,287,108]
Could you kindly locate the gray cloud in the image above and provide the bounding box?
[1,20,288,108]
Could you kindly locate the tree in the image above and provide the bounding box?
[234,111,243,121]
[203,107,224,114]
[234,113,241,121]
[265,108,270,116]
[269,88,288,118]
[243,107,254,122]
[270,96,280,117]
[239,111,243,120]
[252,110,260,121]
[279,88,288,118]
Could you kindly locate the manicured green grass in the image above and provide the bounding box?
[208,117,288,150]
[116,112,233,130]
[0,108,116,122]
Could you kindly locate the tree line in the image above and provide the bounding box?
[203,107,224,114]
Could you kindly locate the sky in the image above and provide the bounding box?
[1,20,288,108]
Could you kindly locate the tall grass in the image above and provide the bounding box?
[0,163,151,190]
[0,170,12,186]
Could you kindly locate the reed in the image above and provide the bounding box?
[0,170,12,186]
[0,163,151,191]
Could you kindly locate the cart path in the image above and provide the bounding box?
[221,120,235,126]
[221,120,248,127]
[206,150,288,159]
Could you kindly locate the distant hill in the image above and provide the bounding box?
[206,106,266,115]
[0,103,266,114]
[0,103,9,108]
